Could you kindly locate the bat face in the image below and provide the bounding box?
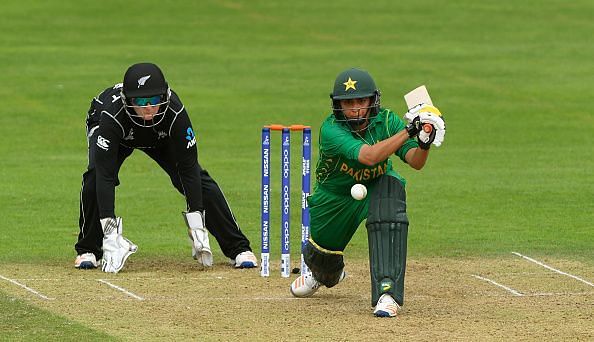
[404,85,432,109]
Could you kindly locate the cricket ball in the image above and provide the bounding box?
[350,183,367,201]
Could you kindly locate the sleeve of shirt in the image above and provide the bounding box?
[385,110,419,163]
[94,114,124,218]
[167,106,204,212]
[320,120,364,161]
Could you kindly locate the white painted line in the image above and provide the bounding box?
[249,297,303,301]
[97,279,144,301]
[529,291,594,297]
[15,276,227,281]
[512,252,594,287]
[471,274,524,296]
[0,274,54,300]
[147,296,308,301]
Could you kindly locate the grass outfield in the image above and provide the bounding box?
[1,0,593,339]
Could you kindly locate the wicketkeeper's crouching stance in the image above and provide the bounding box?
[290,68,445,317]
[75,62,257,273]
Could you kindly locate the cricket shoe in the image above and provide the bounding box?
[290,271,346,298]
[373,293,401,318]
[74,253,99,269]
[230,251,258,268]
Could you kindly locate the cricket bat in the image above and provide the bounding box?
[404,85,433,133]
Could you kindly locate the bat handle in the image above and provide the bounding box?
[423,124,433,133]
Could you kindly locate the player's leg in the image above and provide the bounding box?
[291,238,348,297]
[75,126,133,269]
[75,166,101,269]
[144,149,256,268]
[291,190,366,297]
[199,170,256,268]
[365,175,408,317]
[141,148,213,266]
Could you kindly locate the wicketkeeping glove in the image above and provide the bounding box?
[183,211,213,267]
[100,217,138,273]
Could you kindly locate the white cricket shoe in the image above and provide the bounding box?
[290,271,346,298]
[290,273,321,297]
[231,251,258,268]
[74,253,99,269]
[373,293,401,317]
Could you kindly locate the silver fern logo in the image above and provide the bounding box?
[137,75,151,88]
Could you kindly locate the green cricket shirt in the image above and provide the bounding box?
[307,108,418,250]
[314,108,418,194]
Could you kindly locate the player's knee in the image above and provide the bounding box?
[366,175,408,225]
[303,239,344,288]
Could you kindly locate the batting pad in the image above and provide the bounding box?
[366,176,409,307]
[303,239,345,288]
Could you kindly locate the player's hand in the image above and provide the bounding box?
[418,110,445,147]
[100,217,137,273]
[404,103,440,138]
[102,235,138,273]
[417,125,436,150]
[183,211,213,267]
[405,115,423,138]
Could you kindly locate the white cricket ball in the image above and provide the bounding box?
[350,183,367,200]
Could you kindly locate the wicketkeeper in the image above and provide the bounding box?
[75,62,258,273]
[290,68,445,317]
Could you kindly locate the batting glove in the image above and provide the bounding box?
[404,103,439,138]
[417,125,436,150]
[418,111,446,147]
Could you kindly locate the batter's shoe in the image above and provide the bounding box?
[290,271,346,298]
[230,251,258,268]
[373,293,400,317]
[74,253,99,269]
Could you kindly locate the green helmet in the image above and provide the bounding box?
[331,68,378,100]
[330,68,381,129]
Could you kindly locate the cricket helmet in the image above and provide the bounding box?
[121,62,171,127]
[330,68,381,130]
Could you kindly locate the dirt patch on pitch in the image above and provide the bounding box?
[1,256,593,341]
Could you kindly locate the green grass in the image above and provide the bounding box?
[1,0,593,267]
[0,292,117,341]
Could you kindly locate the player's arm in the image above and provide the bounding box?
[168,99,213,266]
[404,146,429,170]
[358,130,411,166]
[94,117,123,219]
[168,108,204,212]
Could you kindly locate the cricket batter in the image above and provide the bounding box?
[290,68,445,317]
[75,62,257,273]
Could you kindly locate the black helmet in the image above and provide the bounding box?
[121,63,171,127]
[330,68,381,130]
[123,63,168,98]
